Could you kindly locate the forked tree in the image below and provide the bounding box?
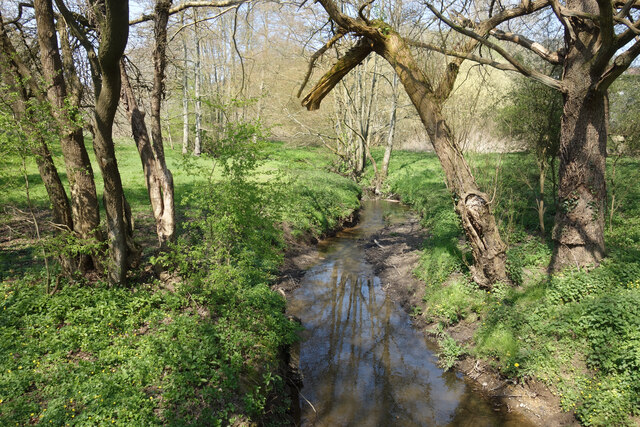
[424,0,640,270]
[54,0,136,284]
[300,0,550,286]
[33,0,104,272]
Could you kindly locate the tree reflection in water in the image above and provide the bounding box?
[288,200,532,427]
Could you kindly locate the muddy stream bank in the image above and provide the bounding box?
[277,200,559,426]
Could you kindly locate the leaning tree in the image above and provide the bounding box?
[300,0,552,286]
[424,0,640,270]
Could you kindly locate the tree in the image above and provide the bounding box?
[424,0,640,270]
[33,0,103,273]
[122,0,176,247]
[0,11,74,237]
[300,0,545,286]
[497,75,563,234]
[55,0,136,283]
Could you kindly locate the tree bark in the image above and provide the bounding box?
[549,0,608,270]
[551,85,607,270]
[33,0,102,272]
[91,0,137,284]
[376,35,507,286]
[148,0,176,245]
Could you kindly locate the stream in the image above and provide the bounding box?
[287,200,532,426]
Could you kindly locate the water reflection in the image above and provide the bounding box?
[288,201,532,427]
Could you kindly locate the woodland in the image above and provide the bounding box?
[1,0,640,425]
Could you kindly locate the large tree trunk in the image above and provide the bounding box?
[550,0,608,270]
[92,0,136,284]
[33,0,102,272]
[551,85,607,270]
[148,0,176,245]
[303,33,509,286]
[374,34,508,286]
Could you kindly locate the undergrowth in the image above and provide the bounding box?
[0,138,360,425]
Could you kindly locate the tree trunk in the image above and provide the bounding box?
[92,0,137,284]
[181,11,190,154]
[551,86,607,270]
[550,0,608,270]
[193,16,202,156]
[148,0,176,245]
[377,73,398,194]
[374,34,508,286]
[33,0,101,272]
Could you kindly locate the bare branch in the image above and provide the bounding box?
[490,29,563,64]
[426,3,565,92]
[614,15,640,34]
[614,17,640,48]
[593,0,616,71]
[169,6,239,41]
[615,0,638,18]
[130,0,246,25]
[549,0,576,40]
[358,0,375,24]
[4,2,34,27]
[407,39,520,72]
[598,38,640,90]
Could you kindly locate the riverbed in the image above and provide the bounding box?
[287,200,532,426]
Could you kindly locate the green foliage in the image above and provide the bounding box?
[610,74,640,152]
[496,76,562,160]
[1,119,361,425]
[437,333,466,371]
[581,290,640,375]
[422,277,482,325]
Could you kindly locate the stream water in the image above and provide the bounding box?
[287,200,532,427]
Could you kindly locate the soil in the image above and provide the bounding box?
[362,212,579,427]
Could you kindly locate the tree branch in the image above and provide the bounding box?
[593,0,616,72]
[297,29,347,98]
[426,3,565,92]
[130,0,247,25]
[407,38,521,72]
[490,29,563,64]
[301,39,373,110]
[54,0,101,89]
[549,0,576,40]
[598,38,640,90]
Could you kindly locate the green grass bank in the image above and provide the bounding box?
[373,150,640,426]
[0,140,361,425]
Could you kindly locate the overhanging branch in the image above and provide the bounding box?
[301,39,373,110]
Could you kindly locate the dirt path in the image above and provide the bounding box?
[363,213,578,427]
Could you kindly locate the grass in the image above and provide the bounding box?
[0,137,361,425]
[374,149,640,426]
